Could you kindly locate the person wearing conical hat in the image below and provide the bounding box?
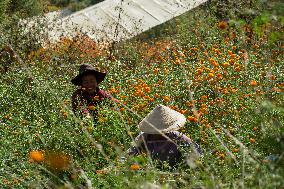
[71,64,118,118]
[128,104,201,168]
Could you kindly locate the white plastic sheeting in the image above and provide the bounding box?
[46,0,208,42]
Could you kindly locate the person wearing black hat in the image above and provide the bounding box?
[71,64,118,119]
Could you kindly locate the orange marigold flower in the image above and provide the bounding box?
[188,116,198,122]
[271,87,281,92]
[153,68,159,75]
[179,109,188,114]
[216,73,222,79]
[29,150,44,163]
[187,116,195,122]
[250,138,256,143]
[144,87,151,93]
[45,152,71,171]
[201,95,208,101]
[270,75,276,80]
[62,111,68,119]
[88,106,96,111]
[134,89,144,97]
[3,115,12,120]
[209,58,218,67]
[96,169,106,174]
[222,62,229,68]
[130,164,140,171]
[229,59,235,65]
[154,93,160,98]
[109,87,118,94]
[253,127,257,131]
[219,153,225,159]
[218,21,227,30]
[205,124,211,129]
[235,66,241,72]
[232,148,239,153]
[196,68,203,75]
[93,96,100,101]
[250,80,257,86]
[162,96,170,102]
[208,72,214,78]
[215,128,221,134]
[164,68,169,74]
[63,100,70,105]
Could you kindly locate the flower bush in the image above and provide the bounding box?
[0,0,283,188]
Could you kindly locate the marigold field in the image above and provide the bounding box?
[0,0,283,188]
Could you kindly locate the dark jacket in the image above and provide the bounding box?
[128,131,201,167]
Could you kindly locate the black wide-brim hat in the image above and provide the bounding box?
[71,64,107,86]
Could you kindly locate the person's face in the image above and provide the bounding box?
[82,74,97,94]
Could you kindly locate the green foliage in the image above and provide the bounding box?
[0,0,283,188]
[49,0,104,11]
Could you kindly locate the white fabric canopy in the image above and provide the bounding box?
[43,0,208,42]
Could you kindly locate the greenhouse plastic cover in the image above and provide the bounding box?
[42,0,208,42]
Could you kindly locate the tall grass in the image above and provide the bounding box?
[0,0,283,188]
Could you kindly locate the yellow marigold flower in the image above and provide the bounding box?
[29,150,44,163]
[130,164,140,171]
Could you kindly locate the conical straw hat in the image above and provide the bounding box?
[138,104,186,134]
